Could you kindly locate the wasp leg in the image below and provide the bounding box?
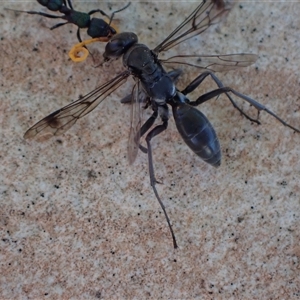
[167,69,183,84]
[144,113,178,249]
[120,94,132,104]
[182,71,261,124]
[188,86,300,133]
[138,109,159,153]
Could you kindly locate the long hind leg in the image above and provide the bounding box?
[185,85,300,133]
[134,103,178,248]
[182,71,261,124]
[144,119,178,249]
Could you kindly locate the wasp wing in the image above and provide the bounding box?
[127,81,147,165]
[24,71,129,139]
[160,53,258,73]
[153,1,257,73]
[153,0,228,54]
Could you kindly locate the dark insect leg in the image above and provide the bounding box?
[17,10,71,31]
[88,3,131,23]
[88,9,110,19]
[24,11,64,19]
[66,0,74,10]
[167,69,183,83]
[76,27,82,42]
[182,71,260,124]
[138,109,159,153]
[120,94,132,104]
[73,22,95,59]
[108,2,131,25]
[213,0,226,9]
[75,28,94,60]
[50,21,69,30]
[120,90,148,104]
[145,119,178,249]
[189,87,300,133]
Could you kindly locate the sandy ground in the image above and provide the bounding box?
[1,1,300,299]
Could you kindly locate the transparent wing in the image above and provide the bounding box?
[24,71,129,139]
[160,53,258,73]
[153,0,229,54]
[127,81,144,165]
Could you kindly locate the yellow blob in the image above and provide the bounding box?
[68,22,118,63]
[69,37,105,62]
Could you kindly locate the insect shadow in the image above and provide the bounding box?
[23,1,300,248]
[6,0,130,61]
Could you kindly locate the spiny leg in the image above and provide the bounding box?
[146,124,178,249]
[50,21,69,30]
[17,10,70,30]
[88,8,110,19]
[120,89,149,105]
[21,10,64,19]
[76,27,82,42]
[182,71,261,124]
[166,69,183,84]
[189,86,300,133]
[138,108,159,153]
[127,99,178,247]
[88,3,131,24]
[65,0,74,10]
[141,105,178,249]
[108,2,131,25]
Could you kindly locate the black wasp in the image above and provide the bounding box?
[23,1,300,248]
[6,0,130,46]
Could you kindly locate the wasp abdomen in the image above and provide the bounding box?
[172,103,221,167]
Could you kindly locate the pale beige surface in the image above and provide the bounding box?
[1,1,300,299]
